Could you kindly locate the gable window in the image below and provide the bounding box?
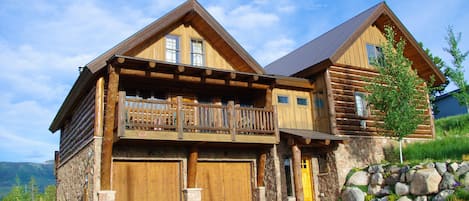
[366,44,383,66]
[354,92,368,117]
[191,39,204,66]
[165,35,180,63]
[277,95,289,104]
[296,97,308,106]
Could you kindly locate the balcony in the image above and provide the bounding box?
[116,92,279,144]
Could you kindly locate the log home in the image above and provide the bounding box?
[266,2,445,200]
[49,1,444,201]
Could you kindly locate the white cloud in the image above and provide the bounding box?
[255,37,296,66]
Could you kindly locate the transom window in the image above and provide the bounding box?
[165,35,180,63]
[277,95,289,104]
[354,92,368,117]
[296,97,308,106]
[191,39,204,66]
[366,44,383,66]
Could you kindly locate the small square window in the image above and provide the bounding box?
[366,44,383,66]
[277,95,289,104]
[297,97,308,106]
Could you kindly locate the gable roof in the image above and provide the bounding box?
[87,0,264,74]
[50,0,265,132]
[265,2,446,85]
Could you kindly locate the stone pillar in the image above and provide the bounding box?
[98,190,115,201]
[183,188,202,201]
[255,187,266,201]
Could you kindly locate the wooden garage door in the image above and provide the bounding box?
[112,161,181,201]
[197,162,252,201]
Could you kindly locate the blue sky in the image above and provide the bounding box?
[0,0,468,162]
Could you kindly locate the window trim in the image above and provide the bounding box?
[165,35,180,63]
[190,38,205,66]
[283,158,295,197]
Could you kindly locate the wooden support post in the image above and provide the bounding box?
[324,69,338,135]
[257,150,267,187]
[177,96,183,139]
[101,64,119,190]
[265,88,272,107]
[273,106,279,142]
[292,143,304,201]
[94,77,105,137]
[187,146,198,188]
[117,91,126,138]
[228,101,236,141]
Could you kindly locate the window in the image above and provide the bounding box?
[277,95,289,104]
[297,97,308,106]
[284,158,294,196]
[191,39,204,66]
[366,44,383,66]
[317,154,329,174]
[165,35,180,63]
[354,92,368,117]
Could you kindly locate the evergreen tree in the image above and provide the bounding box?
[365,26,430,164]
[444,26,469,113]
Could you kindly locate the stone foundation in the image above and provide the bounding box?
[56,140,96,201]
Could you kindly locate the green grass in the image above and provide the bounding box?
[435,113,469,138]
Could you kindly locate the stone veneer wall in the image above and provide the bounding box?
[265,145,280,201]
[333,137,430,189]
[317,151,341,201]
[56,140,96,201]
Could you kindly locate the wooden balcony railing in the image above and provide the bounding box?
[116,92,279,144]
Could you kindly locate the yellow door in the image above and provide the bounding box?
[301,157,314,201]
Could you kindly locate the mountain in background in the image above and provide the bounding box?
[0,161,55,198]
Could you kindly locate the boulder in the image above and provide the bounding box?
[396,196,412,201]
[439,172,457,190]
[371,173,384,185]
[347,171,369,186]
[384,173,399,185]
[464,172,469,190]
[424,162,435,169]
[414,196,427,201]
[368,184,381,196]
[378,186,392,196]
[410,168,442,195]
[341,187,365,201]
[388,165,401,174]
[395,182,409,196]
[405,169,416,182]
[456,163,469,178]
[369,165,384,174]
[435,162,447,175]
[433,189,455,201]
[448,162,459,173]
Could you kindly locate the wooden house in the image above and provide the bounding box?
[49,1,444,201]
[266,2,445,200]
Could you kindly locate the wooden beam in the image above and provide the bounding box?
[101,64,119,190]
[117,57,125,64]
[228,72,236,80]
[204,69,212,76]
[187,146,198,188]
[177,65,185,73]
[176,96,183,139]
[148,61,156,68]
[257,150,267,187]
[291,143,304,201]
[265,88,272,107]
[94,77,105,137]
[324,69,338,135]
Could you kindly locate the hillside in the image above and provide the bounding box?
[0,161,55,198]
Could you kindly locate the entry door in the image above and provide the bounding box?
[197,162,252,201]
[112,161,181,201]
[301,157,315,201]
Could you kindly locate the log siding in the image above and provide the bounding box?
[59,87,96,164]
[328,65,433,138]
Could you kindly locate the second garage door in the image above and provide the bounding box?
[197,162,253,201]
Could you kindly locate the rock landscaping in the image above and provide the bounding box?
[341,161,469,201]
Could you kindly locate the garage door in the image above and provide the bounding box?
[197,162,252,201]
[112,161,181,201]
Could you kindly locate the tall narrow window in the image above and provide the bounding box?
[191,39,204,66]
[284,158,294,197]
[165,35,179,63]
[366,44,383,66]
[354,92,368,117]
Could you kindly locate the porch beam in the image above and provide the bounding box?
[257,150,267,187]
[101,64,119,190]
[291,142,304,201]
[187,146,198,188]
